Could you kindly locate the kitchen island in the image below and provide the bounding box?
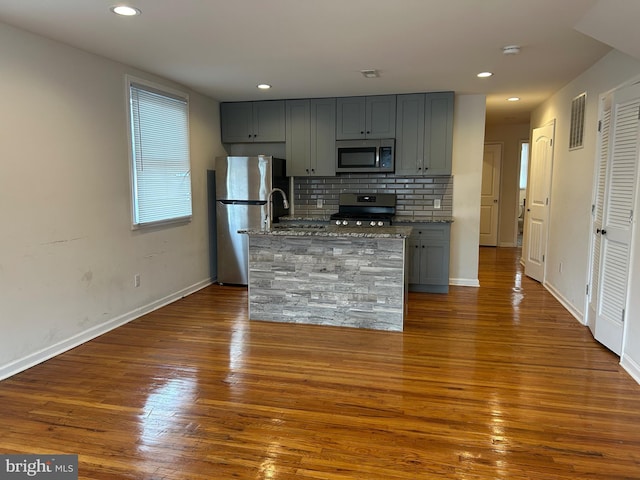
[240,225,411,331]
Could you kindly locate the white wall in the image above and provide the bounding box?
[530,49,640,381]
[0,22,225,379]
[450,95,486,287]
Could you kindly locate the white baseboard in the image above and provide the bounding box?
[449,278,480,287]
[498,241,517,247]
[544,281,585,325]
[620,354,640,385]
[0,279,213,381]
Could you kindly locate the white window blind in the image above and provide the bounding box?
[128,79,192,227]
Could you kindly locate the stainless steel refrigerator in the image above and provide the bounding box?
[215,156,288,285]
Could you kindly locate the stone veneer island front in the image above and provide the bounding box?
[240,225,412,332]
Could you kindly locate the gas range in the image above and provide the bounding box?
[330,193,396,227]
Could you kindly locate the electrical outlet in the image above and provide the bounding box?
[434,198,441,209]
[316,198,323,208]
[134,274,141,288]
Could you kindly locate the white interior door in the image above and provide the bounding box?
[524,122,554,282]
[594,83,640,355]
[587,95,611,335]
[480,143,502,246]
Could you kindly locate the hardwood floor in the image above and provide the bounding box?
[1,247,639,479]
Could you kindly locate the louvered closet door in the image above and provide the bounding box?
[587,96,610,335]
[596,83,640,355]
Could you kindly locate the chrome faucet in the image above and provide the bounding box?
[265,188,289,231]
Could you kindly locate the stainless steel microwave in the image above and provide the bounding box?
[335,139,395,173]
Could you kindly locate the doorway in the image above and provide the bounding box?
[517,141,529,247]
[480,143,502,246]
[524,121,555,283]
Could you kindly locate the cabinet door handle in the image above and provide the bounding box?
[366,131,370,134]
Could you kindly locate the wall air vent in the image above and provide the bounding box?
[569,92,586,150]
[360,69,380,78]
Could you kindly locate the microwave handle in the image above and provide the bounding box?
[375,147,380,168]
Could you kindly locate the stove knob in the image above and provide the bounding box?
[356,220,362,226]
[335,220,342,226]
[342,220,349,226]
[370,221,376,227]
[377,221,384,227]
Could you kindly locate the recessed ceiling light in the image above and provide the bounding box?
[477,72,493,78]
[110,5,141,16]
[257,84,272,90]
[507,97,520,102]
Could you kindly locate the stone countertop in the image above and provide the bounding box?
[393,217,454,224]
[278,215,453,224]
[240,225,412,239]
[278,215,332,222]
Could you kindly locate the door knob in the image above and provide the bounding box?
[596,228,601,233]
[601,229,607,235]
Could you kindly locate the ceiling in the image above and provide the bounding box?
[0,0,628,125]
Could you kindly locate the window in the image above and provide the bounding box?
[569,92,586,150]
[127,76,192,227]
[519,142,529,189]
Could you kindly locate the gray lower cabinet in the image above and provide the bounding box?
[398,223,450,293]
[285,98,336,176]
[336,95,396,140]
[221,100,285,143]
[395,92,454,176]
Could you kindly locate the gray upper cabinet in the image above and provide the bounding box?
[395,92,454,175]
[336,95,396,140]
[221,100,285,143]
[286,98,336,177]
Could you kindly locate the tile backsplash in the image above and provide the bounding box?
[293,173,453,220]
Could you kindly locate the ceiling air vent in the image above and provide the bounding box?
[569,92,586,150]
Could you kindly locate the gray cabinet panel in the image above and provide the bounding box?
[253,101,285,141]
[424,93,454,175]
[220,102,253,143]
[286,98,336,176]
[285,100,311,176]
[336,97,366,139]
[395,92,454,176]
[398,222,450,293]
[221,100,285,143]
[336,95,396,140]
[366,95,396,138]
[310,98,336,176]
[395,94,425,175]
